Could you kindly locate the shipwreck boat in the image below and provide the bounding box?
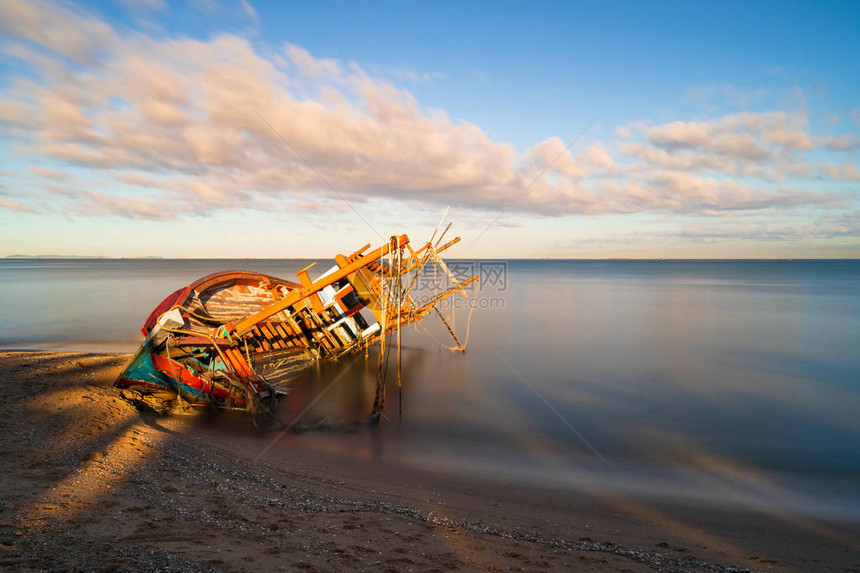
[115,232,476,423]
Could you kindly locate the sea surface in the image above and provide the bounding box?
[2,258,859,520]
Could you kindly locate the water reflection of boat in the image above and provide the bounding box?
[115,233,476,423]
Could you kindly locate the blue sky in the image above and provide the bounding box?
[0,0,858,257]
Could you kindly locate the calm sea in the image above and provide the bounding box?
[2,258,859,520]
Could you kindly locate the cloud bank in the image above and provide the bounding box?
[0,0,857,231]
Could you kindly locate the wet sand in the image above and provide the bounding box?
[0,350,857,572]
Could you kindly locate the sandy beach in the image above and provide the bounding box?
[0,350,857,572]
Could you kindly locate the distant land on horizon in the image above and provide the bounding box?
[3,255,162,259]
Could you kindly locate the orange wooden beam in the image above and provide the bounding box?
[296,262,324,313]
[230,235,409,336]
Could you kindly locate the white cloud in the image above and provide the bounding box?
[285,43,342,79]
[0,195,35,213]
[648,121,769,159]
[0,0,119,64]
[820,163,860,181]
[525,139,615,180]
[0,0,855,225]
[239,0,259,27]
[641,111,812,161]
[28,166,68,180]
[818,135,860,151]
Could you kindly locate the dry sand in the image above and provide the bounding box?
[0,350,857,572]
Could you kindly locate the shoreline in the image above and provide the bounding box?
[0,343,136,354]
[1,350,858,571]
